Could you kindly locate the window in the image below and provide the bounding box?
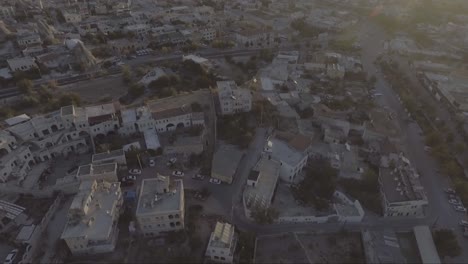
[214,256,219,260]
[221,257,226,260]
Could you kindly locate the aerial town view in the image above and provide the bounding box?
[0,0,468,263]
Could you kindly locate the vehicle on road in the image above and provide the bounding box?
[460,220,468,227]
[449,199,461,205]
[445,188,456,194]
[192,174,205,181]
[209,178,221,184]
[4,249,18,264]
[166,158,177,166]
[454,205,467,213]
[149,159,156,167]
[172,170,184,177]
[121,175,136,187]
[129,169,141,175]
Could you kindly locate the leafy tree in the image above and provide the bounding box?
[292,158,337,210]
[250,205,279,224]
[17,79,33,94]
[191,102,203,112]
[129,83,144,97]
[122,66,132,84]
[433,229,461,258]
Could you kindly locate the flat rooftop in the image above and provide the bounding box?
[92,149,125,162]
[61,181,121,240]
[5,114,31,126]
[244,156,280,208]
[212,145,244,178]
[136,177,183,215]
[85,103,118,118]
[77,163,117,176]
[380,165,426,203]
[270,138,306,167]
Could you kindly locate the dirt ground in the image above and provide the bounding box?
[255,232,365,264]
[62,75,128,104]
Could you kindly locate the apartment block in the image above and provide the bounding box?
[217,81,252,116]
[61,180,123,255]
[379,155,428,217]
[136,176,185,237]
[205,222,237,263]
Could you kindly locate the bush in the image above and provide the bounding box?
[17,79,33,94]
[433,229,461,258]
[292,158,337,210]
[129,83,144,97]
[339,169,383,215]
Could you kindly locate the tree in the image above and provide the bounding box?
[425,131,442,147]
[250,205,279,224]
[433,229,461,258]
[191,102,203,112]
[17,79,33,94]
[292,158,337,210]
[128,83,144,97]
[122,66,132,84]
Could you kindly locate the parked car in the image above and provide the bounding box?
[449,199,461,205]
[4,249,18,264]
[209,178,221,184]
[166,158,177,166]
[445,188,456,194]
[123,175,137,181]
[454,205,467,213]
[460,220,468,227]
[448,194,458,200]
[192,174,205,181]
[172,170,184,177]
[129,169,141,175]
[149,160,156,167]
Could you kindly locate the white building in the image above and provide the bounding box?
[149,104,203,133]
[7,57,37,72]
[0,6,15,19]
[60,103,121,137]
[124,24,150,38]
[61,180,123,255]
[264,137,308,183]
[92,149,126,166]
[326,64,345,79]
[244,155,280,210]
[379,155,428,217]
[234,29,272,48]
[199,27,217,42]
[6,111,88,162]
[217,81,252,116]
[136,176,185,237]
[76,163,118,183]
[17,33,42,47]
[205,221,237,263]
[63,12,82,23]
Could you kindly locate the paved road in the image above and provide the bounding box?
[358,21,468,262]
